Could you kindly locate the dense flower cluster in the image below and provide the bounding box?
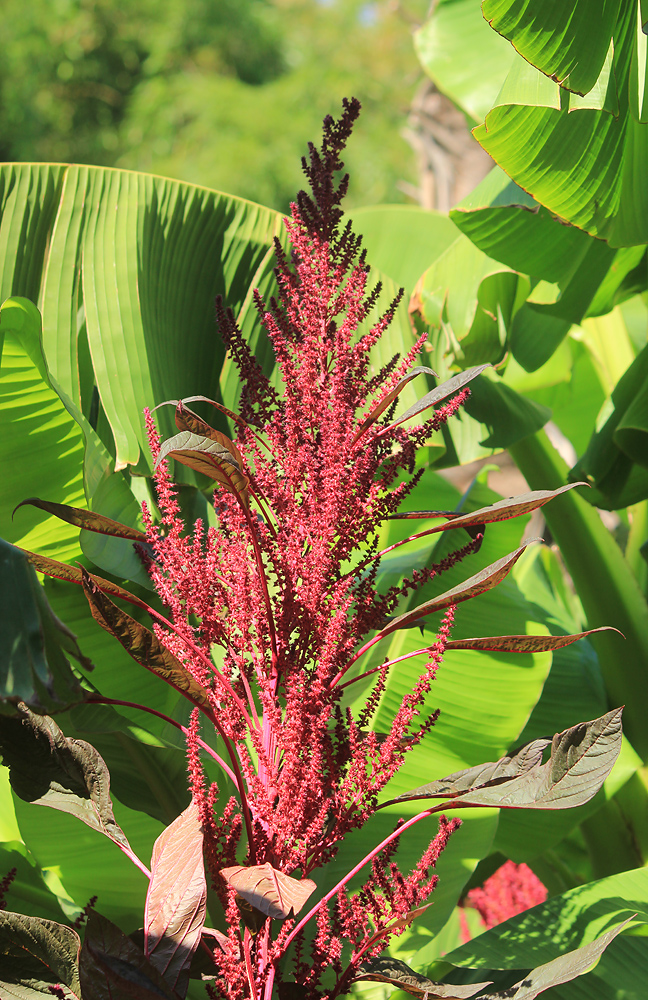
[142,98,480,999]
[464,860,548,931]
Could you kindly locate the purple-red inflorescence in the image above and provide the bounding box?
[142,98,478,999]
[464,860,548,931]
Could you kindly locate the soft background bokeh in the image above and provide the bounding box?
[0,0,438,210]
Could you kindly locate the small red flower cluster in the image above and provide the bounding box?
[465,860,548,930]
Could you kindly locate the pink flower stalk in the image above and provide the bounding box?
[142,98,481,999]
[464,860,548,931]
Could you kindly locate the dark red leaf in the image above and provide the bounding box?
[444,627,623,653]
[0,910,82,996]
[80,569,213,711]
[352,366,436,443]
[80,909,176,1000]
[379,542,533,638]
[13,498,147,542]
[378,363,490,435]
[144,801,207,998]
[220,864,316,920]
[155,431,249,505]
[387,484,586,532]
[20,548,150,612]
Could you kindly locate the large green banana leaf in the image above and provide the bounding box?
[424,864,648,999]
[417,0,648,246]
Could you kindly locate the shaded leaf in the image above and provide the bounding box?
[379,542,533,638]
[379,364,491,435]
[144,801,207,998]
[220,863,316,920]
[20,548,150,612]
[80,569,213,711]
[353,366,436,442]
[444,627,622,653]
[156,431,249,504]
[0,539,88,714]
[173,402,246,471]
[0,705,132,854]
[154,394,248,430]
[387,709,623,810]
[480,916,632,999]
[79,909,176,1000]
[13,498,147,542]
[0,909,81,996]
[388,484,585,533]
[352,956,491,998]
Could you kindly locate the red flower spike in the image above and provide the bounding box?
[143,99,484,1000]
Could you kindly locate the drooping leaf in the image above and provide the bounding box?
[353,366,437,442]
[0,539,87,714]
[80,569,213,711]
[154,394,248,431]
[79,909,176,1000]
[20,548,151,612]
[387,708,622,810]
[378,542,533,638]
[173,401,246,451]
[0,909,81,997]
[379,364,491,435]
[13,498,147,542]
[479,916,632,1000]
[351,956,492,998]
[444,626,621,653]
[144,801,207,997]
[156,430,249,504]
[0,705,133,856]
[220,863,316,920]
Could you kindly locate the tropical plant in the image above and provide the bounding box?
[0,102,627,998]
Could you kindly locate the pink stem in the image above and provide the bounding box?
[335,645,436,691]
[243,927,259,1000]
[86,696,238,784]
[283,806,444,951]
[118,843,150,878]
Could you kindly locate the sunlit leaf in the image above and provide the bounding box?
[445,626,621,653]
[144,801,207,997]
[20,548,151,612]
[379,542,533,638]
[380,364,491,435]
[353,366,436,442]
[387,708,623,810]
[13,498,146,542]
[220,863,316,920]
[156,430,250,504]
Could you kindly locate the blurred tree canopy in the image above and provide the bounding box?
[0,0,429,210]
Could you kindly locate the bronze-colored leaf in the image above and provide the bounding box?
[145,801,207,997]
[444,627,622,653]
[80,569,213,712]
[387,484,586,533]
[352,957,492,998]
[20,548,151,612]
[220,864,316,920]
[156,430,249,505]
[154,394,248,429]
[386,709,623,811]
[379,542,533,638]
[379,363,490,435]
[174,401,246,471]
[352,366,436,443]
[13,498,147,542]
